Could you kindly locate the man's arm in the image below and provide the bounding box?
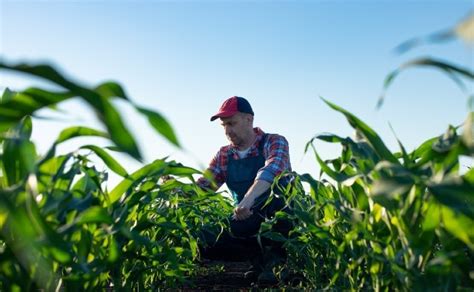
[196,148,227,191]
[234,134,290,221]
[233,179,271,220]
[255,135,291,183]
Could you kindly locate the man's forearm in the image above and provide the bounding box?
[244,179,271,202]
[234,180,271,220]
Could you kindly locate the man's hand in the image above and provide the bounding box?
[233,195,255,221]
[232,180,271,221]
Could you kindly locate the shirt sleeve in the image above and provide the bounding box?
[197,148,226,190]
[255,134,291,183]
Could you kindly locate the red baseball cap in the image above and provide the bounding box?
[210,96,254,121]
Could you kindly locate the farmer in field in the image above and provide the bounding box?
[197,96,293,283]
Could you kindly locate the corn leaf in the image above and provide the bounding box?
[80,145,128,177]
[0,61,142,160]
[428,177,474,220]
[109,159,167,204]
[321,97,398,164]
[94,81,129,101]
[76,206,113,225]
[378,58,474,109]
[137,107,181,148]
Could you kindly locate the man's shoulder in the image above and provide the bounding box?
[257,128,285,139]
[264,132,288,143]
[216,144,233,155]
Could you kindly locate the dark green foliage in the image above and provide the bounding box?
[272,103,474,290]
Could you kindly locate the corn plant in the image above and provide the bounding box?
[0,62,232,290]
[271,101,473,290]
[260,14,474,291]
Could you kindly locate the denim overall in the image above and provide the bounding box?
[227,134,269,206]
[225,134,289,238]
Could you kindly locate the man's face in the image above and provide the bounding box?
[220,113,253,148]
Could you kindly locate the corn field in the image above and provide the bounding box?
[0,15,473,291]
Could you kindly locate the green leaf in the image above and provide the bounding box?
[441,205,474,248]
[428,177,474,220]
[378,57,474,108]
[371,177,414,210]
[315,133,346,143]
[165,162,199,176]
[307,141,349,182]
[2,117,36,185]
[0,88,72,134]
[0,62,84,92]
[101,98,142,161]
[17,115,33,139]
[107,237,120,263]
[394,30,453,54]
[109,159,167,204]
[1,87,15,102]
[137,107,181,148]
[462,111,474,153]
[262,231,287,242]
[411,136,438,161]
[80,145,128,177]
[104,146,126,152]
[404,58,473,79]
[370,262,381,274]
[95,82,181,153]
[422,202,441,232]
[95,81,129,101]
[76,206,112,225]
[321,97,398,164]
[49,246,72,264]
[299,173,320,191]
[0,61,142,160]
[315,133,380,169]
[432,125,458,153]
[0,189,57,289]
[21,87,73,105]
[14,88,72,114]
[39,127,110,165]
[389,123,411,167]
[0,62,112,112]
[465,168,474,184]
[0,88,73,119]
[19,141,37,175]
[56,126,109,144]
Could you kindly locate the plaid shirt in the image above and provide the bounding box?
[197,127,291,190]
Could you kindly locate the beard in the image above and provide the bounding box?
[227,135,243,147]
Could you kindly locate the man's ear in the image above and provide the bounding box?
[247,114,254,124]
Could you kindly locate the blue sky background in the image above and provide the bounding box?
[1,0,472,188]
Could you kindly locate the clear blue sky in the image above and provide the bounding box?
[1,0,472,187]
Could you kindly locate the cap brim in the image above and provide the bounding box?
[210,110,238,121]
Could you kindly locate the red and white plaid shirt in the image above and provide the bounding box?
[197,127,291,190]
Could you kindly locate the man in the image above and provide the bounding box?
[197,96,292,282]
